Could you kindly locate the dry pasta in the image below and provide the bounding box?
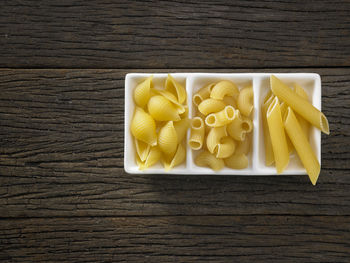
[224,153,248,169]
[163,143,186,171]
[206,126,227,154]
[222,96,237,108]
[210,80,239,100]
[174,118,189,142]
[205,106,235,127]
[237,85,253,117]
[134,76,153,108]
[134,138,151,162]
[283,107,320,185]
[293,83,310,139]
[158,121,178,156]
[165,74,186,104]
[131,107,157,146]
[195,151,224,171]
[227,109,251,141]
[189,117,205,150]
[193,83,215,106]
[137,146,161,170]
[215,136,236,158]
[198,98,226,115]
[261,93,275,166]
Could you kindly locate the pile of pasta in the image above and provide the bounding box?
[262,75,330,185]
[130,75,189,170]
[189,80,254,171]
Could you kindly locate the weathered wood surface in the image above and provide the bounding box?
[0,69,349,220]
[1,1,350,68]
[1,216,350,262]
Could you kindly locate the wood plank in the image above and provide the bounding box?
[1,1,350,68]
[0,69,349,218]
[0,216,349,262]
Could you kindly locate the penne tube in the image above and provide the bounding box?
[283,107,320,185]
[270,75,329,134]
[267,97,289,173]
[261,93,275,166]
[293,83,310,139]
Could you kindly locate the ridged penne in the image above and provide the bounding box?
[205,106,235,127]
[158,121,178,156]
[206,126,227,154]
[270,75,329,134]
[266,96,289,173]
[174,118,190,142]
[134,76,153,108]
[189,117,205,150]
[134,138,151,162]
[215,136,236,158]
[198,98,226,115]
[261,93,275,166]
[210,80,239,100]
[222,96,237,108]
[224,153,248,169]
[193,83,215,106]
[165,74,186,104]
[163,143,186,171]
[131,107,157,146]
[227,109,252,141]
[280,102,294,154]
[137,146,161,170]
[283,107,320,185]
[148,95,180,121]
[293,83,310,139]
[237,85,253,117]
[195,150,224,171]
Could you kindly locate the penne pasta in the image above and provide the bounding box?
[193,83,215,106]
[158,121,178,156]
[148,95,180,121]
[261,93,275,166]
[237,85,254,117]
[205,106,235,127]
[195,150,225,171]
[210,80,239,100]
[215,136,236,158]
[283,107,320,185]
[224,153,248,169]
[293,83,310,139]
[206,126,227,154]
[198,98,226,115]
[280,102,294,154]
[189,117,205,150]
[134,76,153,108]
[131,107,157,146]
[165,74,186,104]
[266,97,289,173]
[270,75,329,134]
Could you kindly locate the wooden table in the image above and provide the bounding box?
[1,1,349,262]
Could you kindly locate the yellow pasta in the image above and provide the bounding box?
[137,146,161,170]
[198,98,226,115]
[261,93,275,166]
[283,107,320,185]
[270,75,329,134]
[158,121,178,156]
[195,151,224,171]
[210,80,239,100]
[179,105,188,119]
[224,153,248,169]
[193,83,215,106]
[131,107,157,146]
[148,95,180,121]
[134,138,151,162]
[237,85,253,117]
[152,89,185,114]
[226,109,252,141]
[206,126,227,154]
[189,117,205,150]
[223,96,237,108]
[174,118,189,142]
[205,106,235,127]
[280,102,294,154]
[235,133,251,155]
[293,83,310,139]
[215,136,236,158]
[163,143,186,171]
[165,74,186,104]
[266,97,289,173]
[134,76,153,108]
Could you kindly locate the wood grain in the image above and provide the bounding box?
[1,1,350,68]
[1,215,349,262]
[0,69,349,218]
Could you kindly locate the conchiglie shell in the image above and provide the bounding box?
[137,146,161,170]
[134,138,151,162]
[224,153,248,169]
[131,107,157,146]
[179,106,189,119]
[148,95,180,121]
[158,121,178,156]
[174,118,190,142]
[195,151,224,171]
[152,89,186,114]
[163,143,186,171]
[166,74,186,104]
[134,76,153,108]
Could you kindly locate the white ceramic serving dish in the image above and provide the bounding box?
[124,73,321,175]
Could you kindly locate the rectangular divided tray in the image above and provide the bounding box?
[124,73,321,175]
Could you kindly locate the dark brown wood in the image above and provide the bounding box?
[0,69,349,220]
[1,215,349,262]
[1,1,350,69]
